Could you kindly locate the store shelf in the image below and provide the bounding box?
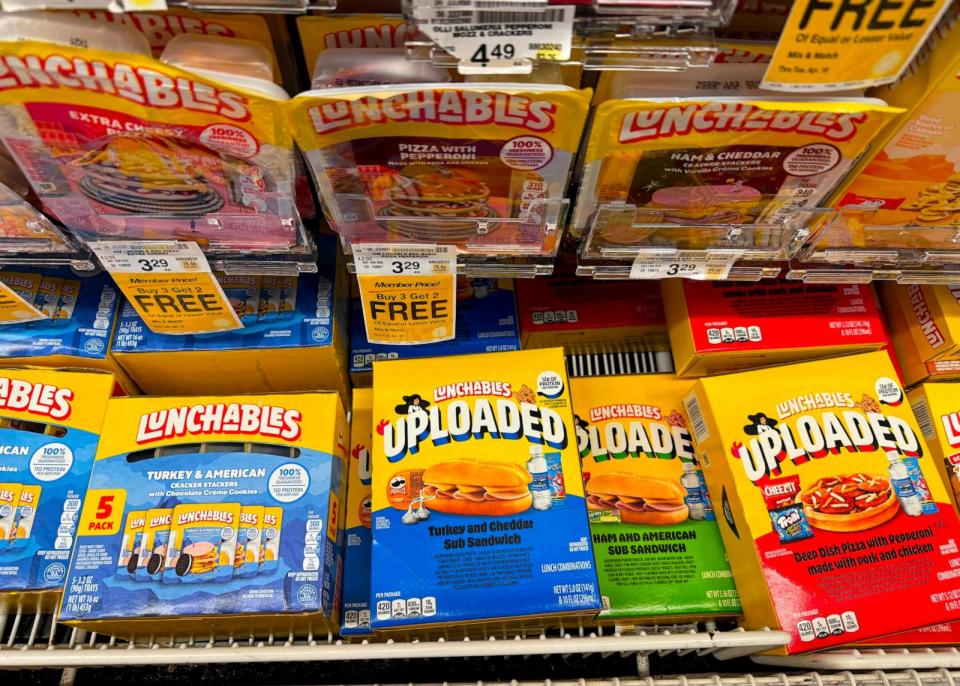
[753,648,960,670]
[0,610,789,669]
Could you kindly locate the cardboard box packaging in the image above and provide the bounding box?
[880,284,960,383]
[350,278,520,387]
[684,351,960,654]
[518,278,667,353]
[908,382,960,515]
[110,237,349,404]
[857,621,960,646]
[59,392,349,639]
[572,374,741,621]
[663,280,887,378]
[0,268,135,393]
[341,388,373,636]
[371,348,601,633]
[0,367,114,611]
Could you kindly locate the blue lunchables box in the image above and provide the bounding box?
[109,236,349,404]
[0,267,134,392]
[59,392,349,639]
[0,368,113,611]
[340,388,372,637]
[349,278,520,387]
[371,348,602,635]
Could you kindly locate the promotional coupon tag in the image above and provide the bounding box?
[763,0,951,91]
[91,241,242,335]
[354,243,457,345]
[0,277,46,325]
[630,250,738,280]
[413,3,574,72]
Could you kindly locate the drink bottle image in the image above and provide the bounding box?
[527,446,552,511]
[902,457,938,514]
[544,451,566,501]
[695,462,716,521]
[681,461,705,520]
[887,451,922,517]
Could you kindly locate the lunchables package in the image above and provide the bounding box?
[296,14,408,88]
[341,388,373,636]
[908,382,960,515]
[0,368,113,610]
[572,374,741,621]
[0,39,298,252]
[832,7,960,235]
[349,278,520,386]
[59,392,349,639]
[290,85,591,257]
[110,237,349,403]
[0,267,135,392]
[879,283,960,386]
[371,348,601,633]
[662,280,888,377]
[684,351,960,654]
[571,97,900,244]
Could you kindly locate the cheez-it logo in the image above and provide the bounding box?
[0,377,73,421]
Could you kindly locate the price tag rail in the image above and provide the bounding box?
[0,0,334,12]
[576,203,828,280]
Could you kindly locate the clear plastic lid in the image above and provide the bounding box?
[160,35,287,100]
[311,49,451,89]
[0,10,151,56]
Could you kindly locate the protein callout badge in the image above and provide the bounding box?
[729,379,937,544]
[378,374,569,525]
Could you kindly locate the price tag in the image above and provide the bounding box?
[763,0,951,91]
[353,244,457,346]
[414,3,574,70]
[91,241,242,336]
[629,251,738,281]
[0,278,47,325]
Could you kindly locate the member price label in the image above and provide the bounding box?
[354,244,457,346]
[413,3,574,72]
[629,251,738,281]
[763,0,951,91]
[91,241,242,335]
[0,277,47,325]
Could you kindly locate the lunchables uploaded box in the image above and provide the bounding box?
[341,388,373,636]
[572,374,741,621]
[663,280,887,378]
[59,392,349,639]
[110,238,349,403]
[371,348,601,633]
[881,284,960,375]
[684,351,960,654]
[0,268,135,393]
[0,368,113,610]
[350,278,520,387]
[908,382,960,515]
[518,278,667,353]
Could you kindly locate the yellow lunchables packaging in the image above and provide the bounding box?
[909,382,960,515]
[371,348,601,634]
[341,388,373,636]
[571,97,901,244]
[60,392,348,639]
[295,14,408,87]
[572,374,741,621]
[8,485,42,548]
[0,484,23,543]
[684,351,960,654]
[33,276,63,319]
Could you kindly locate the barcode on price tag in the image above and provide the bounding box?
[629,251,739,281]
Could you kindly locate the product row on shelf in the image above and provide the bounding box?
[0,1,956,282]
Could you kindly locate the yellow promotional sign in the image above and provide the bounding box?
[0,278,47,325]
[353,244,457,345]
[91,241,242,336]
[763,0,951,90]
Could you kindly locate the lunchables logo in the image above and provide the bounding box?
[576,404,694,462]
[732,394,922,483]
[908,285,945,348]
[177,509,235,525]
[0,377,73,421]
[381,384,567,462]
[0,52,251,121]
[149,512,172,528]
[308,91,557,135]
[73,11,239,52]
[943,411,960,448]
[136,403,302,445]
[239,511,258,526]
[323,21,405,48]
[618,102,865,143]
[129,515,146,530]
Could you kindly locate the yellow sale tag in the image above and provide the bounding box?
[763,0,951,91]
[354,244,457,345]
[77,489,127,538]
[0,277,46,325]
[91,241,242,335]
